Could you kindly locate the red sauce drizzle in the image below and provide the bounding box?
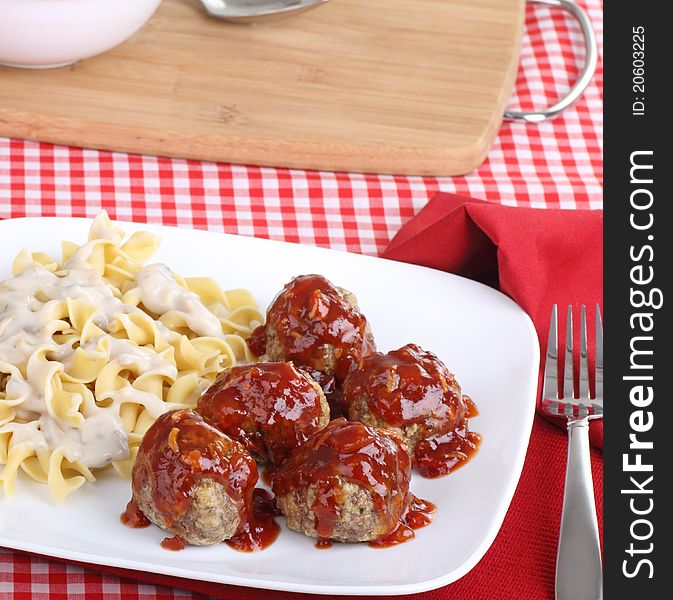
[247,325,267,357]
[160,535,186,551]
[260,465,275,487]
[129,409,278,552]
[121,499,150,528]
[315,538,333,550]
[197,362,327,465]
[463,395,479,418]
[272,419,434,547]
[343,344,481,479]
[132,409,256,528]
[369,495,436,548]
[249,275,375,384]
[226,489,281,552]
[403,495,437,529]
[414,426,482,478]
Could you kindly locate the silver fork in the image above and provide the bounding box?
[541,305,603,600]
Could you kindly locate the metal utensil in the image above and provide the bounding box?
[199,0,332,22]
[504,0,598,123]
[541,305,603,600]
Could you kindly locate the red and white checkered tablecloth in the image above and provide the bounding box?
[1,1,602,598]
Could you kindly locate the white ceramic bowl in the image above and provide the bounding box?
[0,0,162,69]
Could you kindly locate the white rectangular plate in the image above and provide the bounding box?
[0,217,539,596]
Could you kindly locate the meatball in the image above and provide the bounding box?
[247,275,375,397]
[135,477,240,545]
[130,409,258,546]
[343,344,480,477]
[272,418,412,543]
[196,362,330,465]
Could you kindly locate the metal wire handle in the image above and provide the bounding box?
[504,0,598,123]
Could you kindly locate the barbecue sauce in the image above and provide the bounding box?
[246,274,375,384]
[160,536,185,551]
[226,489,281,552]
[247,325,267,357]
[369,496,436,548]
[413,426,482,478]
[343,344,481,478]
[123,409,278,552]
[197,362,328,465]
[272,419,435,548]
[120,499,150,528]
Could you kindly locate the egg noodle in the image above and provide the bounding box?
[0,212,262,501]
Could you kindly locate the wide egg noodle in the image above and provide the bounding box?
[0,211,260,501]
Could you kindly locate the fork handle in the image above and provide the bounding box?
[556,419,603,600]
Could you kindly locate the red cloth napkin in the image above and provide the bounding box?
[17,193,604,599]
[384,193,603,448]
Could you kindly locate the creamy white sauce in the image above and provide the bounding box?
[0,266,127,365]
[135,264,224,339]
[92,337,177,379]
[39,412,129,468]
[0,255,214,470]
[99,386,183,421]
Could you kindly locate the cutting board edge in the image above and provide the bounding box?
[0,108,510,178]
[0,0,527,177]
[0,123,482,177]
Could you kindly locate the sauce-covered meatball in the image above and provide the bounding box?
[272,418,435,547]
[123,409,278,550]
[343,344,480,478]
[197,362,330,465]
[247,275,375,407]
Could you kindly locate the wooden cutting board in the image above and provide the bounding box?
[0,0,524,176]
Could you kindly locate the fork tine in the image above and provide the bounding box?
[579,305,589,399]
[542,305,559,400]
[595,304,603,400]
[563,305,574,399]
